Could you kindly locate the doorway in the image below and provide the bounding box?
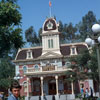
[49,80,56,95]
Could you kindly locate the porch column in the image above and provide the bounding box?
[71,81,74,94]
[55,75,59,95]
[41,76,44,96]
[71,75,74,94]
[27,77,29,97]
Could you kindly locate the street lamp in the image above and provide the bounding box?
[14,72,23,81]
[85,24,100,98]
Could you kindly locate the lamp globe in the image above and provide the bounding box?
[92,24,100,33]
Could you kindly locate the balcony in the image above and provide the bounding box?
[25,65,72,76]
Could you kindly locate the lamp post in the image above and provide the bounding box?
[85,24,100,98]
[14,72,23,81]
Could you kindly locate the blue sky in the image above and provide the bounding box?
[18,0,100,34]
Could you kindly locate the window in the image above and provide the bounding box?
[28,52,31,58]
[26,49,33,59]
[72,48,75,54]
[51,39,53,48]
[70,46,77,55]
[48,39,53,48]
[33,64,39,71]
[23,66,27,73]
[23,82,27,92]
[65,62,71,67]
[48,39,50,48]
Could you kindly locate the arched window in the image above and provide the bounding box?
[23,81,27,92]
[33,64,39,71]
[23,66,27,73]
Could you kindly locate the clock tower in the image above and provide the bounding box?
[41,17,61,56]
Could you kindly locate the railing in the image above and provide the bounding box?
[26,66,72,74]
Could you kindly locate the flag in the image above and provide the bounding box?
[49,1,51,7]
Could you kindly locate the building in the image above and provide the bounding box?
[13,17,92,100]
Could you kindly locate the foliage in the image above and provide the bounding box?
[65,49,91,82]
[0,0,24,90]
[0,0,24,58]
[59,21,78,43]
[77,11,97,41]
[25,26,40,46]
[38,27,42,43]
[0,57,15,89]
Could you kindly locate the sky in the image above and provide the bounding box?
[18,0,100,34]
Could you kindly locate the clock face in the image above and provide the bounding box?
[47,21,53,29]
[44,18,56,31]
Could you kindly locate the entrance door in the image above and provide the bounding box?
[49,83,56,95]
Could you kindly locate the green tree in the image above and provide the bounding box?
[59,22,78,43]
[65,23,77,42]
[0,0,24,92]
[38,27,42,43]
[58,21,66,43]
[25,26,40,46]
[78,11,97,41]
[0,0,24,58]
[66,49,91,83]
[0,57,15,89]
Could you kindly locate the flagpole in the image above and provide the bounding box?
[49,6,51,17]
[49,0,52,17]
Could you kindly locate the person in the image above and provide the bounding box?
[85,88,89,98]
[90,87,93,97]
[8,80,21,100]
[0,92,3,100]
[80,86,84,98]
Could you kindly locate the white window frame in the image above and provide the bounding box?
[26,49,33,59]
[70,46,77,55]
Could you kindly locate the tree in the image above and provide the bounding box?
[25,26,40,46]
[65,23,77,42]
[78,11,97,41]
[65,49,91,90]
[0,57,15,88]
[0,0,24,58]
[38,27,42,43]
[59,21,78,43]
[58,21,66,43]
[0,0,24,92]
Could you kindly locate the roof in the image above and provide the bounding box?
[15,43,88,61]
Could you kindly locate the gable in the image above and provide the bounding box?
[38,51,63,59]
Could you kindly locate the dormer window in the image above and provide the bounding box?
[26,49,33,59]
[70,46,77,55]
[72,48,75,54]
[48,39,53,48]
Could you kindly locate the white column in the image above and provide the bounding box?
[27,77,29,97]
[71,81,74,94]
[55,75,59,95]
[41,76,44,96]
[71,75,74,94]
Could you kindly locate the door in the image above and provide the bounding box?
[49,83,56,95]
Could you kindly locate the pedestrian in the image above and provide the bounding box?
[0,92,3,100]
[85,88,89,98]
[80,85,84,98]
[8,80,21,100]
[90,87,93,97]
